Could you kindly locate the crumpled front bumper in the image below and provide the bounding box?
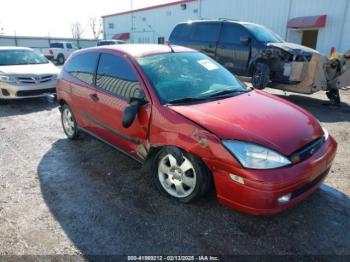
[210,136,337,216]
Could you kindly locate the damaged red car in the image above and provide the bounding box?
[56,44,337,215]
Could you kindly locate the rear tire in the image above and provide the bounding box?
[61,104,79,140]
[252,63,270,89]
[57,54,65,65]
[152,147,211,203]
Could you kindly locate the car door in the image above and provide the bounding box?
[188,22,221,59]
[216,22,252,75]
[63,52,100,129]
[90,52,151,160]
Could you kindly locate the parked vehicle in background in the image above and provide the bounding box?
[97,40,126,46]
[0,47,59,99]
[169,20,350,104]
[43,42,78,65]
[56,44,337,215]
[169,20,318,88]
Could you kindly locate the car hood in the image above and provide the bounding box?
[267,42,319,56]
[0,63,60,76]
[169,90,323,156]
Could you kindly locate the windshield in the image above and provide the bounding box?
[243,23,283,43]
[0,50,49,66]
[137,52,248,104]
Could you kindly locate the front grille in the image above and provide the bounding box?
[16,75,54,84]
[16,88,56,97]
[289,137,325,164]
[290,168,330,200]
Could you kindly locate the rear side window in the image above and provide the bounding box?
[220,23,250,44]
[192,23,220,42]
[170,24,192,42]
[66,43,73,49]
[96,53,141,99]
[50,43,64,48]
[64,52,98,85]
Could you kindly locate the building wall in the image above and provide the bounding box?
[200,0,291,39]
[103,1,200,43]
[339,0,350,52]
[102,0,350,55]
[288,0,349,55]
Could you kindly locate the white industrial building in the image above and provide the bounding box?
[102,0,350,55]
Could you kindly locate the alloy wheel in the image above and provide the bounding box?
[62,108,76,137]
[158,154,197,198]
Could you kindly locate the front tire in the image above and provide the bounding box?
[252,63,270,89]
[61,104,79,140]
[152,147,211,203]
[326,88,341,105]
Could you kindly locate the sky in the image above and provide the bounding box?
[0,0,177,38]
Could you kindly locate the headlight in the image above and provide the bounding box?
[0,74,16,83]
[322,127,329,141]
[223,140,291,169]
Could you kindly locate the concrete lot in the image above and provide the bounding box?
[0,89,349,257]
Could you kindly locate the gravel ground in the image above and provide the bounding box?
[0,89,349,258]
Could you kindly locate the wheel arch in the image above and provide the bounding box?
[248,57,269,75]
[58,98,67,112]
[143,143,215,198]
[142,143,213,181]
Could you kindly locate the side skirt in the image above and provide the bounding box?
[78,127,144,165]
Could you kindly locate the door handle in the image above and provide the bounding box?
[89,93,99,102]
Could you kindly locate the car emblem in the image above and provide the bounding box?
[32,76,41,83]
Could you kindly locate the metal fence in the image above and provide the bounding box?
[0,35,97,53]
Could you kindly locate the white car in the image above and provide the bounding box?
[0,47,60,99]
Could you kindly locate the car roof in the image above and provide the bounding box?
[76,44,195,58]
[0,46,33,51]
[99,40,124,42]
[178,19,260,27]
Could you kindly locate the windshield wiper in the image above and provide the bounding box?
[207,89,248,98]
[166,96,209,105]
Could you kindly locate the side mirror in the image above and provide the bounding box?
[240,37,251,46]
[122,93,147,128]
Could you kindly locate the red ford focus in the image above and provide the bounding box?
[56,44,337,215]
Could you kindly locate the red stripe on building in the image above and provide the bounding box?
[102,0,197,18]
[287,15,327,29]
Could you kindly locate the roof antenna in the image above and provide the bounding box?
[166,41,175,53]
